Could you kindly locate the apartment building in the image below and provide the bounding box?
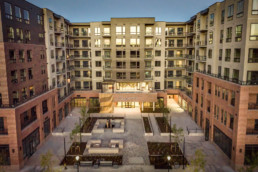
[0,0,257,170]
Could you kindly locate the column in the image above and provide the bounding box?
[153,102,155,111]
[142,102,144,111]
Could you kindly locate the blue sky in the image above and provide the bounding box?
[27,0,221,22]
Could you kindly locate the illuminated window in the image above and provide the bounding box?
[4,2,12,19]
[252,0,258,14]
[116,38,125,47]
[146,27,152,35]
[15,6,22,22]
[155,27,161,35]
[155,38,162,47]
[145,39,153,47]
[116,26,125,35]
[95,27,100,35]
[130,38,140,47]
[130,26,140,34]
[95,39,101,47]
[103,27,110,35]
[250,24,258,41]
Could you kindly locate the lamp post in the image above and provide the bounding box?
[167,155,171,172]
[75,155,79,172]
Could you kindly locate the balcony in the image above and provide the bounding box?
[54,27,64,34]
[103,44,111,49]
[144,55,154,60]
[246,129,258,135]
[186,66,194,72]
[197,41,207,47]
[72,55,90,59]
[0,129,8,135]
[56,69,66,75]
[145,32,153,37]
[248,58,258,63]
[234,58,240,62]
[145,44,153,49]
[57,81,66,88]
[165,54,185,60]
[55,42,64,48]
[196,56,206,62]
[166,65,185,69]
[67,66,74,71]
[103,66,112,70]
[56,56,65,62]
[102,55,111,60]
[166,75,185,79]
[70,32,90,37]
[144,76,153,80]
[185,55,195,60]
[165,32,186,37]
[186,43,195,48]
[102,33,111,37]
[75,65,91,70]
[248,103,258,110]
[145,66,154,70]
[197,70,258,85]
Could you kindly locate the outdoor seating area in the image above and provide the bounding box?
[85,139,123,154]
[92,119,125,134]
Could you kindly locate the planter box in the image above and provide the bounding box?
[142,116,153,136]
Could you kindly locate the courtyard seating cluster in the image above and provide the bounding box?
[85,139,123,154]
[92,119,125,134]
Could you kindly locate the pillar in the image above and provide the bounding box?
[142,102,144,111]
[153,102,155,111]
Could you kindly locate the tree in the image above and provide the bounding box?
[188,149,206,172]
[238,152,258,172]
[70,123,81,153]
[171,124,184,144]
[80,106,89,123]
[40,150,56,172]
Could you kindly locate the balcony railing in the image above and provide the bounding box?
[196,56,207,61]
[197,70,258,85]
[166,65,185,69]
[246,129,258,135]
[248,58,258,63]
[248,103,258,110]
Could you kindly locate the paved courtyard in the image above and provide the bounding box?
[20,99,234,172]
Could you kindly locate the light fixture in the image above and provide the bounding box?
[75,155,79,161]
[167,155,171,161]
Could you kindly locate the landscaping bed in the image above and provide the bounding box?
[141,108,170,113]
[87,107,100,113]
[67,142,87,155]
[147,142,188,169]
[155,117,171,133]
[80,117,124,133]
[143,117,152,133]
[60,155,123,166]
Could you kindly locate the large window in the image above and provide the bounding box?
[213,126,232,158]
[221,10,225,24]
[22,128,40,158]
[250,24,258,41]
[130,38,140,47]
[42,100,48,114]
[237,0,244,17]
[227,4,234,20]
[146,27,152,35]
[155,27,161,35]
[24,10,30,24]
[252,0,258,14]
[210,13,214,26]
[4,2,12,19]
[235,25,242,42]
[245,145,258,165]
[15,6,22,22]
[44,118,50,138]
[130,26,140,34]
[116,26,125,35]
[226,27,232,42]
[103,27,110,35]
[94,27,100,35]
[116,38,125,47]
[248,48,258,63]
[0,145,10,165]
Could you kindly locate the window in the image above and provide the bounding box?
[235,25,242,42]
[209,31,213,44]
[155,61,161,67]
[155,82,160,89]
[228,5,234,20]
[22,128,40,158]
[248,48,258,63]
[116,51,125,58]
[177,40,183,47]
[25,30,31,41]
[234,49,241,62]
[221,10,225,24]
[130,51,140,58]
[15,6,22,22]
[155,71,161,77]
[130,26,140,34]
[155,50,161,56]
[130,62,140,68]
[95,39,101,47]
[250,24,258,41]
[225,49,231,62]
[23,10,30,24]
[210,13,214,26]
[96,71,102,77]
[95,51,101,57]
[7,27,14,41]
[37,15,43,25]
[94,27,100,35]
[130,72,140,79]
[219,49,223,61]
[177,28,183,35]
[95,61,101,67]
[130,38,140,47]
[220,30,224,43]
[103,27,110,35]
[16,28,23,42]
[208,65,211,74]
[116,38,125,47]
[208,49,212,59]
[146,27,152,35]
[145,39,153,47]
[116,26,125,35]
[4,2,12,19]
[252,0,258,14]
[237,0,244,17]
[155,38,162,47]
[226,27,232,42]
[42,100,48,114]
[155,27,161,35]
[116,72,126,79]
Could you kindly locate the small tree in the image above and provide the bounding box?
[171,124,184,151]
[238,152,258,172]
[70,123,81,153]
[40,150,54,172]
[0,152,6,172]
[80,106,89,123]
[188,149,206,172]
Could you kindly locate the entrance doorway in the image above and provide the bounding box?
[117,102,139,108]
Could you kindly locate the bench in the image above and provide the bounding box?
[80,161,93,167]
[100,160,113,166]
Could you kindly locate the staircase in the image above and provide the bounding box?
[99,93,114,113]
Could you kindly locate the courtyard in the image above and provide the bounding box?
[20,99,234,172]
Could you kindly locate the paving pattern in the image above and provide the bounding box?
[19,99,235,172]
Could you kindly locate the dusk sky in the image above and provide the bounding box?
[27,0,221,22]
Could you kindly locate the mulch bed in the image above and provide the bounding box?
[87,107,100,113]
[80,117,124,133]
[155,117,171,133]
[60,155,123,166]
[141,108,170,113]
[147,142,188,168]
[66,142,87,155]
[143,117,152,133]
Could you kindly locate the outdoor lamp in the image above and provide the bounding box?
[75,155,79,161]
[167,155,171,161]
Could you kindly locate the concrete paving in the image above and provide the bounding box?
[19,99,234,172]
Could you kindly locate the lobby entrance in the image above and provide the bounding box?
[117,102,140,108]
